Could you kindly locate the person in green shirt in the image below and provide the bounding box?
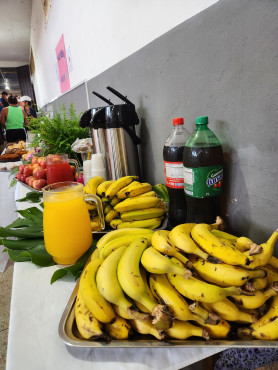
[0,95,29,143]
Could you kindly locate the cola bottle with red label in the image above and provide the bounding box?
[183,116,224,223]
[163,117,189,227]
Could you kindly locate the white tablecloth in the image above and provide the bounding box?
[5,182,225,370]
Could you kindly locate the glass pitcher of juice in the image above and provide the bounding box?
[43,181,105,265]
[46,154,80,185]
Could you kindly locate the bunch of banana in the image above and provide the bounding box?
[73,221,278,343]
[84,175,168,231]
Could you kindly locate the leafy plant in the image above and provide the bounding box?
[29,103,90,165]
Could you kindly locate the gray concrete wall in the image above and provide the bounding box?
[46,0,278,243]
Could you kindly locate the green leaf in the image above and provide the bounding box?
[50,263,84,284]
[16,191,43,203]
[7,218,35,228]
[10,178,17,188]
[5,245,54,266]
[0,226,43,239]
[1,238,44,250]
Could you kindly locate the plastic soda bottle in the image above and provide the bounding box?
[183,116,223,223]
[163,117,188,227]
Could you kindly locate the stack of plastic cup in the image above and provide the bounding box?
[83,159,92,185]
[90,153,107,180]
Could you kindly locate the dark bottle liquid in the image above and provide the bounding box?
[183,145,223,223]
[163,145,187,227]
[183,116,224,224]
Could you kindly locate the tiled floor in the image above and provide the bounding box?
[0,260,13,370]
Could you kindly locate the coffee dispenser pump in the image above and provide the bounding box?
[79,86,141,180]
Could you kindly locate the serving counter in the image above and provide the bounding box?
[4,180,225,370]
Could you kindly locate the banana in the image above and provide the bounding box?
[190,256,266,287]
[191,223,252,266]
[134,266,158,313]
[99,232,153,260]
[202,299,255,324]
[269,256,278,270]
[114,197,161,213]
[90,216,102,231]
[230,284,278,309]
[96,228,154,251]
[96,180,114,197]
[244,277,268,292]
[128,183,152,197]
[85,176,106,195]
[112,304,132,319]
[244,230,278,269]
[117,217,163,230]
[103,204,112,215]
[78,258,115,323]
[116,181,141,200]
[166,320,209,340]
[169,223,209,259]
[105,209,119,223]
[86,202,97,211]
[210,229,238,242]
[136,190,157,198]
[75,289,104,339]
[110,219,123,229]
[117,238,174,330]
[105,176,139,199]
[238,296,278,340]
[96,246,150,321]
[149,274,206,324]
[264,265,278,286]
[152,183,169,202]
[91,248,100,260]
[188,301,220,324]
[167,258,242,303]
[151,230,192,268]
[130,319,165,340]
[198,319,231,339]
[101,197,110,205]
[141,247,192,278]
[120,207,166,222]
[110,197,120,207]
[105,314,132,340]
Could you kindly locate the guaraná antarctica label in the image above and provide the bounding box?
[184,165,223,198]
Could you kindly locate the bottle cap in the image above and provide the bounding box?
[173,117,184,126]
[196,116,208,125]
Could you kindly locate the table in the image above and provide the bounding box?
[5,182,225,370]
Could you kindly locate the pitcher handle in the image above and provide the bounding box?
[84,194,105,230]
[69,158,81,180]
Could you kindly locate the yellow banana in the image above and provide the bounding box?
[96,246,150,321]
[134,266,158,313]
[202,299,255,324]
[166,320,209,340]
[114,196,161,213]
[105,176,139,199]
[238,296,278,340]
[110,219,123,229]
[210,229,238,242]
[99,232,153,260]
[141,247,192,278]
[130,319,165,340]
[101,197,110,205]
[149,274,206,324]
[269,256,278,270]
[103,204,112,215]
[90,216,102,231]
[86,176,106,195]
[96,227,154,251]
[117,238,174,330]
[244,277,268,292]
[135,190,157,198]
[120,207,166,222]
[230,285,278,309]
[191,223,252,266]
[188,301,220,324]
[244,230,278,269]
[167,258,242,303]
[96,180,114,197]
[128,183,152,197]
[112,304,132,320]
[264,265,278,286]
[169,223,209,259]
[91,248,100,260]
[151,230,192,268]
[110,197,120,207]
[116,181,141,199]
[190,256,266,287]
[105,314,132,340]
[117,217,163,230]
[198,319,231,339]
[105,209,119,223]
[78,258,115,323]
[75,289,104,339]
[86,202,97,211]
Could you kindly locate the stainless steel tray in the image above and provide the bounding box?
[58,280,278,348]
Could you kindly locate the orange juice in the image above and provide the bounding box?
[43,182,92,265]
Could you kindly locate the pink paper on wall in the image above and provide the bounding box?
[55,34,70,93]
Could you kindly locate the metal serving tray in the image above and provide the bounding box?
[58,279,278,349]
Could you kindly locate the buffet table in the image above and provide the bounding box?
[4,180,225,370]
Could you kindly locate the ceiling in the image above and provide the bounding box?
[0,0,32,95]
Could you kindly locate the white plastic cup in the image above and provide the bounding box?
[91,154,107,179]
[83,160,92,179]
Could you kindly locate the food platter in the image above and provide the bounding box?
[58,279,278,349]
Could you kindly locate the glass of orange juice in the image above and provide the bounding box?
[42,181,105,265]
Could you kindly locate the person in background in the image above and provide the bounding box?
[0,95,29,143]
[0,91,9,148]
[18,96,37,118]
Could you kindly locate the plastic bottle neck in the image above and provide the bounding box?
[196,124,208,131]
